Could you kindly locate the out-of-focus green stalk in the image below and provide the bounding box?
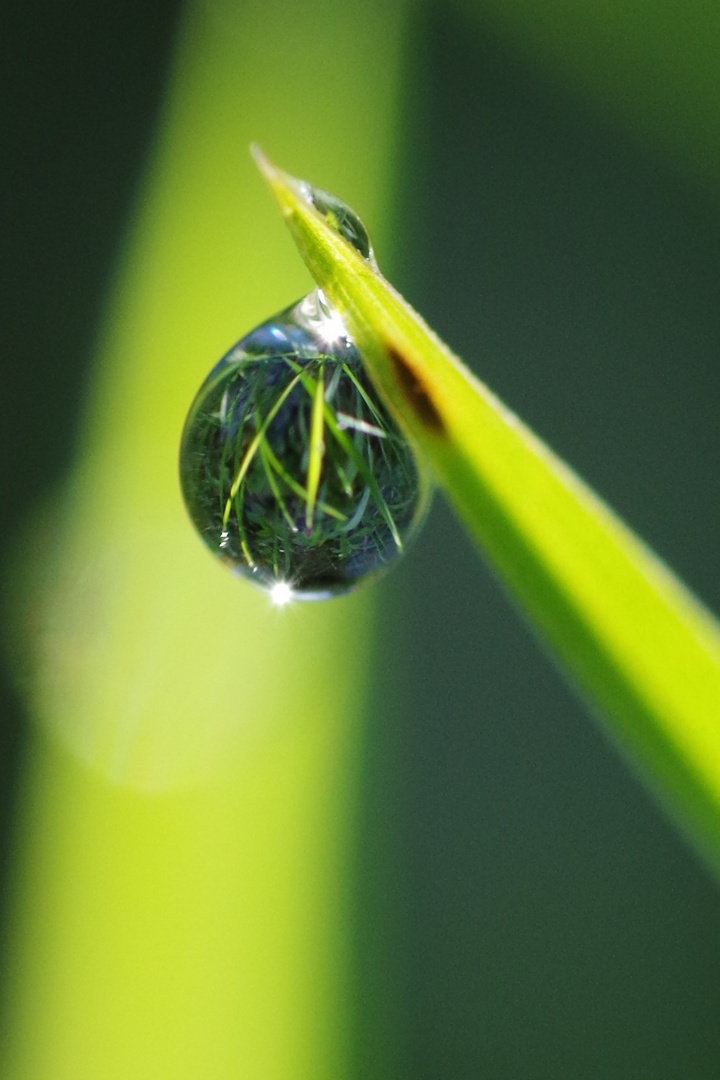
[0,1,412,1076]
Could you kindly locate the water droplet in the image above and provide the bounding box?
[299,183,375,264]
[179,290,430,599]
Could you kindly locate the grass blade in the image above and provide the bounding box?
[255,149,720,872]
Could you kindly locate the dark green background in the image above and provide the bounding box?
[2,1,720,1076]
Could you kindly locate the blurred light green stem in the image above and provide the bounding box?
[0,1,412,1076]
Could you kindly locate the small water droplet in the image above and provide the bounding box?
[298,183,375,264]
[179,290,430,599]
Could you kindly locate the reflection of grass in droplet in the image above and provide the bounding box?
[287,357,403,551]
[222,369,305,529]
[260,440,298,535]
[180,345,424,594]
[305,359,326,532]
[261,438,347,523]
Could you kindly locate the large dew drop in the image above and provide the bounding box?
[179,288,430,599]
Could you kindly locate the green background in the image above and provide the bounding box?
[2,0,720,1075]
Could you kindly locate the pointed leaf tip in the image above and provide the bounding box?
[250,145,308,221]
[249,142,273,179]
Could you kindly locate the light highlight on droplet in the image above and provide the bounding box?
[270,581,293,607]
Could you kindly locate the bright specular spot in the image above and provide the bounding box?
[270,581,293,607]
[316,304,346,345]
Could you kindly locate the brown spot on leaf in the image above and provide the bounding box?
[387,346,445,434]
